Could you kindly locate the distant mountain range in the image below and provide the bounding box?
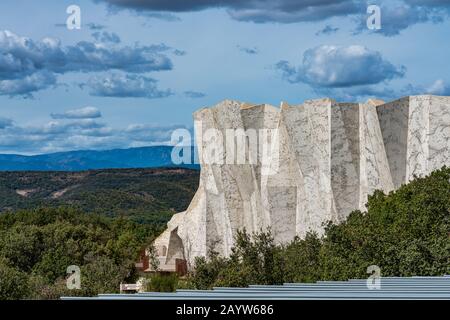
[0,146,199,171]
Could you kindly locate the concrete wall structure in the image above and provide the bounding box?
[152,95,450,268]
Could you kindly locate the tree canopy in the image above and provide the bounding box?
[0,207,158,299]
[190,167,450,289]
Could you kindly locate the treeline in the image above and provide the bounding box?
[189,167,450,289]
[0,207,159,300]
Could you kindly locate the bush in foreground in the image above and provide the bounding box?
[190,167,450,288]
[0,207,157,299]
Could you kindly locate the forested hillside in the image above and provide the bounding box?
[0,168,199,224]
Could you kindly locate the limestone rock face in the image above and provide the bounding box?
[153,95,450,268]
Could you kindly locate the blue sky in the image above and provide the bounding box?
[0,0,449,154]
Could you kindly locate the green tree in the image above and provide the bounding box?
[0,207,158,299]
[79,256,128,296]
[283,232,322,283]
[0,259,30,300]
[147,273,178,292]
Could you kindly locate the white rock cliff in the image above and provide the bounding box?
[152,95,450,270]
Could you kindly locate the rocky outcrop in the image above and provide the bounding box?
[152,95,450,268]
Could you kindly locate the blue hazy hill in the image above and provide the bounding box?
[0,146,199,171]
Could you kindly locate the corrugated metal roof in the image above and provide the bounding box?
[62,275,450,300]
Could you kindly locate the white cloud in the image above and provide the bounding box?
[276,45,405,88]
[0,71,56,97]
[0,114,189,154]
[0,30,175,96]
[86,73,173,98]
[51,107,102,119]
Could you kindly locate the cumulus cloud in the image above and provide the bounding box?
[0,71,57,97]
[96,0,450,35]
[0,30,172,76]
[0,30,175,96]
[50,42,172,74]
[86,73,173,98]
[353,3,447,36]
[51,107,102,120]
[0,118,109,153]
[0,114,189,154]
[24,119,106,135]
[96,0,222,12]
[276,45,405,88]
[96,0,361,23]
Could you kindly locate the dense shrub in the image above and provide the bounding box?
[0,258,30,300]
[147,273,179,292]
[0,207,157,299]
[190,167,450,288]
